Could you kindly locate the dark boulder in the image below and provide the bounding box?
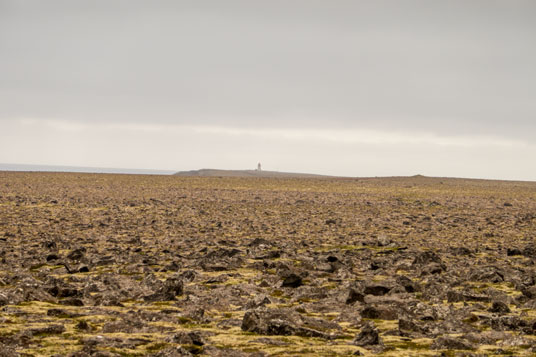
[431,336,474,350]
[396,275,418,293]
[144,275,184,302]
[346,287,365,304]
[412,251,443,266]
[66,247,86,261]
[507,248,523,256]
[281,273,303,288]
[488,301,510,314]
[353,322,381,346]
[398,317,430,337]
[420,263,445,275]
[447,290,490,303]
[490,316,528,332]
[363,282,392,296]
[360,305,398,320]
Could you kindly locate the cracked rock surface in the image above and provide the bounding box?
[1,172,536,356]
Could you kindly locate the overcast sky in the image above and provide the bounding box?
[1,0,535,180]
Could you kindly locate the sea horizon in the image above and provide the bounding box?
[0,163,175,175]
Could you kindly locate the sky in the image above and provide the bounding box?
[1,0,535,180]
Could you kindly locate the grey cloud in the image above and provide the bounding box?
[1,0,536,140]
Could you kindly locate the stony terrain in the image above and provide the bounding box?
[0,172,535,356]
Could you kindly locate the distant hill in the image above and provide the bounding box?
[173,169,331,178]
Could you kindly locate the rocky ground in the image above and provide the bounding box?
[0,172,535,356]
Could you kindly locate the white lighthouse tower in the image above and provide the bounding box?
[257,162,262,171]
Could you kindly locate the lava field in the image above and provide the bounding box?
[1,172,536,356]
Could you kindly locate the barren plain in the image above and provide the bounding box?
[1,172,536,356]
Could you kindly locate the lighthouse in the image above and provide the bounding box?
[257,162,262,171]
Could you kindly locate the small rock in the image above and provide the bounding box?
[396,275,418,293]
[47,308,73,317]
[398,317,429,336]
[353,322,381,346]
[245,294,272,309]
[412,251,442,266]
[29,324,65,336]
[144,275,184,302]
[60,297,84,306]
[46,254,59,262]
[507,248,523,256]
[376,234,391,247]
[363,283,392,296]
[420,263,445,275]
[171,330,205,346]
[489,301,510,314]
[0,346,18,357]
[360,305,398,320]
[281,273,303,288]
[241,308,329,338]
[346,287,365,304]
[431,336,474,350]
[75,320,91,331]
[490,316,526,331]
[447,290,490,303]
[67,248,86,261]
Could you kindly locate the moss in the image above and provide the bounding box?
[145,342,170,352]
[332,334,353,340]
[240,331,257,335]
[297,297,314,303]
[271,289,284,297]
[242,347,261,353]
[181,323,212,329]
[181,344,203,354]
[19,337,80,356]
[0,328,20,336]
[391,340,432,350]
[177,316,192,324]
[109,349,145,357]
[321,283,339,290]
[151,301,173,306]
[29,263,47,271]
[493,349,515,355]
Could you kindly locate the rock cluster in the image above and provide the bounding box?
[0,172,536,355]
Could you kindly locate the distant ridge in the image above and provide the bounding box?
[173,169,331,178]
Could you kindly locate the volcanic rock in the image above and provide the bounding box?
[431,336,474,350]
[144,275,184,302]
[241,308,330,338]
[489,301,511,314]
[363,282,392,296]
[281,273,303,288]
[360,305,398,320]
[171,331,205,346]
[346,287,365,304]
[353,322,381,346]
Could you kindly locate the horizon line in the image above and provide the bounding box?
[1,162,535,183]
